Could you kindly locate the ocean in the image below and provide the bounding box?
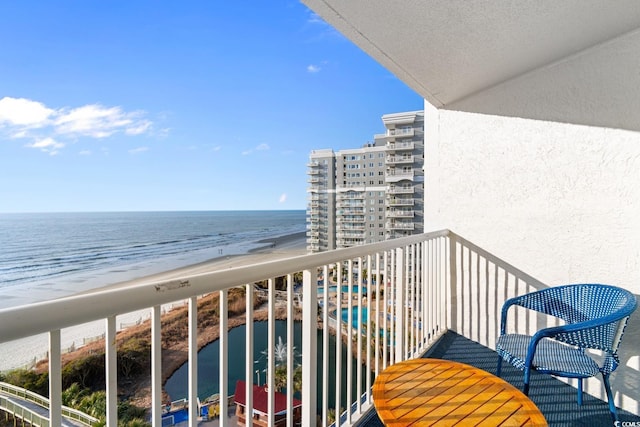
[0,210,306,310]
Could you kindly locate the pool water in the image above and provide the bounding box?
[339,307,369,329]
[318,285,367,294]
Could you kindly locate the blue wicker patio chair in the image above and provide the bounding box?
[496,283,637,421]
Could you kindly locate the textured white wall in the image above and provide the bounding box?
[424,101,640,414]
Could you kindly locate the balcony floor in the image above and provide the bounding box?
[360,331,640,426]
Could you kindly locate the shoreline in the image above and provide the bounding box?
[0,231,308,372]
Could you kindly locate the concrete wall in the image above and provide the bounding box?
[424,100,640,414]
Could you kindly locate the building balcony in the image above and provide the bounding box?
[336,231,364,239]
[385,169,414,182]
[385,141,415,151]
[386,155,414,164]
[337,201,365,208]
[340,208,365,215]
[338,224,366,231]
[337,216,365,223]
[336,239,365,248]
[386,209,414,218]
[387,185,414,194]
[337,193,365,201]
[375,128,415,142]
[386,221,415,230]
[307,177,323,184]
[387,198,414,206]
[1,231,638,427]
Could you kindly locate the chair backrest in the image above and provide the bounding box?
[514,284,637,372]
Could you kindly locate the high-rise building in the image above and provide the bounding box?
[307,110,424,252]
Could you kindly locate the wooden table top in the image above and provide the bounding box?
[373,358,547,426]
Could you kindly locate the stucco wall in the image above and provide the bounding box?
[424,101,640,414]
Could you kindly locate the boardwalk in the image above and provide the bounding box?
[0,391,86,427]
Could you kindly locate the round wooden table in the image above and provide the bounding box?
[373,358,547,426]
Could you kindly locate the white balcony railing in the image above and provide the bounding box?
[1,230,633,426]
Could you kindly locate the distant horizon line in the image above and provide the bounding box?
[0,208,306,215]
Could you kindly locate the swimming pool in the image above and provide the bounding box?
[318,285,368,294]
[338,307,369,329]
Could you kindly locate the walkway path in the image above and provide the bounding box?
[0,390,86,427]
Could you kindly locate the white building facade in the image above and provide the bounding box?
[307,111,424,252]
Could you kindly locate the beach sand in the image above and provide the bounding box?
[0,232,307,371]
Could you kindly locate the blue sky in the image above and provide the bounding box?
[0,1,423,213]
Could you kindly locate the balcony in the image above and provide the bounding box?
[387,198,414,207]
[308,177,323,184]
[386,209,414,218]
[386,221,415,230]
[375,129,415,142]
[385,141,415,151]
[385,169,414,182]
[336,200,364,208]
[336,230,364,239]
[0,230,638,426]
[386,155,414,164]
[337,193,365,201]
[338,224,365,231]
[340,207,365,215]
[387,185,414,195]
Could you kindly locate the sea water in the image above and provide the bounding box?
[0,210,305,309]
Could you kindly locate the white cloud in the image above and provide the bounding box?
[242,143,270,155]
[307,64,321,73]
[78,150,92,156]
[128,146,149,154]
[0,96,155,154]
[0,97,54,127]
[55,104,146,138]
[279,193,287,203]
[26,137,65,155]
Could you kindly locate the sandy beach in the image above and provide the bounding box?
[0,232,307,372]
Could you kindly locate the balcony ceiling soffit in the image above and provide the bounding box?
[302,0,640,132]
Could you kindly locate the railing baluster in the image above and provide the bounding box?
[382,252,388,370]
[106,315,117,427]
[335,261,343,425]
[395,247,405,363]
[374,252,381,377]
[49,329,62,427]
[366,254,373,404]
[346,259,353,425]
[151,305,162,427]
[188,297,198,427]
[321,266,329,427]
[287,273,295,427]
[356,256,363,416]
[245,285,254,427]
[267,278,275,427]
[220,289,228,427]
[301,269,318,427]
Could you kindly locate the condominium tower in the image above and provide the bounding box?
[307,110,424,253]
